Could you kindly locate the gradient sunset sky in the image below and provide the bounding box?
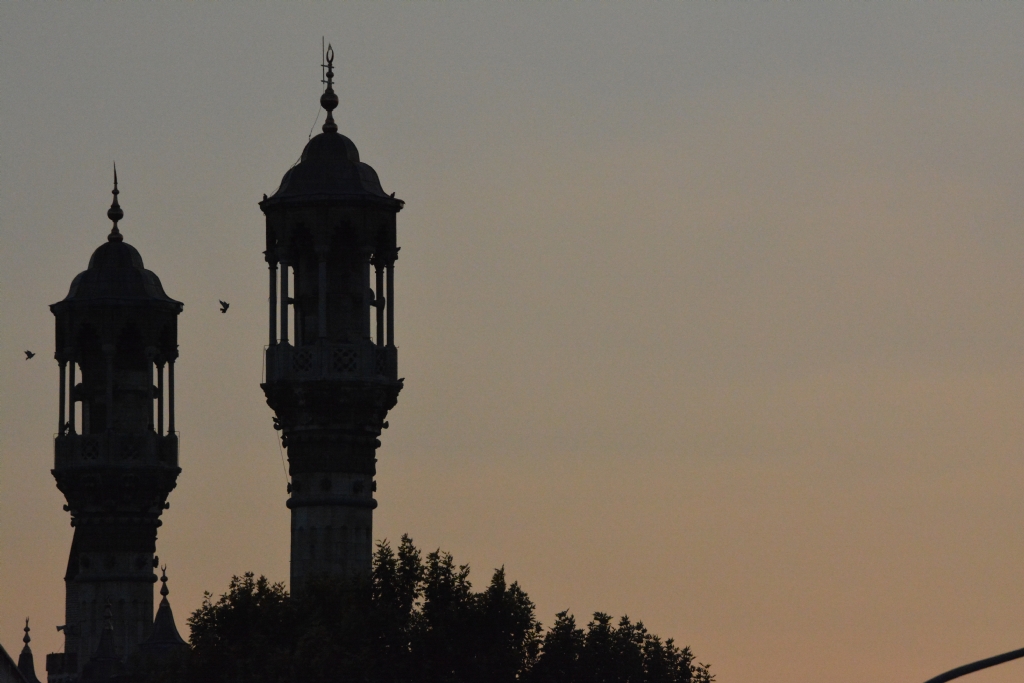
[3,4,1024,682]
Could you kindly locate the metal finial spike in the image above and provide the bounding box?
[160,565,169,597]
[107,163,124,242]
[23,618,30,645]
[320,43,339,134]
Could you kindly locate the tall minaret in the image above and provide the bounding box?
[48,171,183,679]
[260,46,404,593]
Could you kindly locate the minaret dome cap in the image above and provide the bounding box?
[260,46,403,211]
[50,173,183,308]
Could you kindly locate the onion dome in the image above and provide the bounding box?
[53,170,182,309]
[260,44,403,210]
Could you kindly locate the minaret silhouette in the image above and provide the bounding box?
[48,171,184,679]
[260,45,404,593]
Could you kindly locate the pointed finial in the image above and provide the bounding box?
[320,44,339,134]
[160,565,169,597]
[107,163,124,242]
[23,619,30,645]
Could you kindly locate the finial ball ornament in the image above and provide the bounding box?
[107,164,124,242]
[320,89,339,113]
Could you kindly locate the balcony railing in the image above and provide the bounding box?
[265,340,397,383]
[53,432,178,470]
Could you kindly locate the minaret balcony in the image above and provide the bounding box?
[265,340,397,383]
[53,432,179,470]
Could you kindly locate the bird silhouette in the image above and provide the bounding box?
[219,300,230,314]
[24,350,35,360]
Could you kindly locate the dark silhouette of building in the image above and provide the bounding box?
[260,46,404,593]
[46,175,184,681]
[0,641,28,683]
[0,620,40,683]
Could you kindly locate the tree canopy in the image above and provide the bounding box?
[142,536,712,683]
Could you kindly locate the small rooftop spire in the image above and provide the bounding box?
[142,563,189,655]
[81,600,122,680]
[320,44,339,134]
[107,163,124,242]
[18,618,41,683]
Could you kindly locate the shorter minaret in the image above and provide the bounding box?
[49,170,184,679]
[17,620,42,683]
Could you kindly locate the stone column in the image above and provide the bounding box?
[280,263,290,345]
[59,360,67,433]
[157,361,165,436]
[69,361,76,434]
[386,261,395,348]
[318,253,328,339]
[103,344,115,431]
[374,258,385,347]
[168,359,175,434]
[147,360,155,432]
[269,261,278,345]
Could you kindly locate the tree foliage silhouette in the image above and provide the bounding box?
[162,536,713,683]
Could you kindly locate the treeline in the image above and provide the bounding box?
[137,536,713,683]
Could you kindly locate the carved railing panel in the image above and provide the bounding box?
[54,433,179,469]
[265,341,397,382]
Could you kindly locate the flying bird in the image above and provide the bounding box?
[24,350,35,360]
[219,300,230,314]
